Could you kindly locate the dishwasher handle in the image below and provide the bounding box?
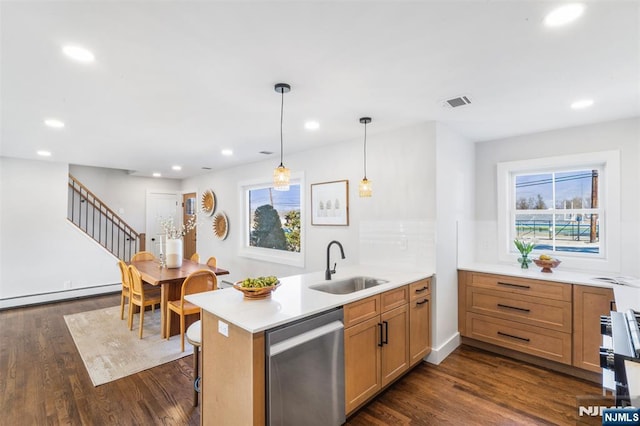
[269,320,344,356]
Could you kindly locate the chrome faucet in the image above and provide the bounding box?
[325,240,346,280]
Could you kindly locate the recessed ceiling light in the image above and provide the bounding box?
[304,120,320,131]
[37,150,52,157]
[571,99,594,110]
[44,118,65,128]
[544,4,584,27]
[152,172,162,178]
[62,45,95,63]
[221,149,233,156]
[172,165,182,171]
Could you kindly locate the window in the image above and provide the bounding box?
[239,176,304,267]
[514,169,601,254]
[497,151,620,270]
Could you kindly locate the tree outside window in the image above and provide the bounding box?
[248,184,301,253]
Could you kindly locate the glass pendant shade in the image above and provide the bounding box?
[359,177,372,197]
[273,164,290,191]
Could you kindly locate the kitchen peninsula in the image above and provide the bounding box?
[186,265,434,425]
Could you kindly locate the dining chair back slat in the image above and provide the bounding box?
[131,251,155,262]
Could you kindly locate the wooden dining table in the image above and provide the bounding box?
[130,258,229,338]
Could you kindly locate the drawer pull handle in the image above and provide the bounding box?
[497,281,530,289]
[497,331,530,342]
[415,286,428,293]
[497,303,530,313]
[416,298,429,305]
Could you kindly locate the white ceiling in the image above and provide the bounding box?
[1,1,638,178]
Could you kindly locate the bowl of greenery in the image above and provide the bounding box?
[233,276,280,299]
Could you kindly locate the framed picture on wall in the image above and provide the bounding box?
[311,180,349,226]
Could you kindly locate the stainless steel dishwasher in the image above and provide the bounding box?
[266,308,345,426]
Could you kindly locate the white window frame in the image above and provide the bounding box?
[238,174,305,267]
[497,151,620,272]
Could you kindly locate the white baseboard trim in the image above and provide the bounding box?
[424,332,461,365]
[0,284,121,310]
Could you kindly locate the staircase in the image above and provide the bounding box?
[67,174,145,261]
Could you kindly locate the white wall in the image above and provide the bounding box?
[473,117,640,277]
[182,122,438,285]
[0,158,120,307]
[429,123,475,363]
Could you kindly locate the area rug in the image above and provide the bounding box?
[64,305,192,386]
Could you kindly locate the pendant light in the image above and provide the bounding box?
[273,83,291,191]
[359,117,372,197]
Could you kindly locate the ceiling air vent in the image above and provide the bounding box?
[442,95,472,108]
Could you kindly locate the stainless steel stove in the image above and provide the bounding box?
[600,309,640,406]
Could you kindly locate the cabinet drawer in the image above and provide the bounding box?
[466,313,572,365]
[409,279,431,300]
[466,287,571,332]
[344,295,380,328]
[381,286,409,312]
[471,273,571,302]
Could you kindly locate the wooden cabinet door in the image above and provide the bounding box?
[345,316,381,414]
[409,295,431,365]
[380,305,409,387]
[573,285,614,373]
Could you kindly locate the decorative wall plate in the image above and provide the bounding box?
[212,212,229,240]
[201,189,216,216]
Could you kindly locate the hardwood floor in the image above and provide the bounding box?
[0,294,603,425]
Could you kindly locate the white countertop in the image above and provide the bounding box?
[458,261,635,288]
[185,265,433,333]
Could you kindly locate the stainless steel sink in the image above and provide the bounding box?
[309,276,389,295]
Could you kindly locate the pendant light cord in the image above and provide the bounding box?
[279,88,284,167]
[363,121,367,179]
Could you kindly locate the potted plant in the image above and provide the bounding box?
[513,239,535,269]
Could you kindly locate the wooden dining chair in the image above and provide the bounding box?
[190,253,200,263]
[128,265,162,338]
[167,269,217,351]
[117,260,133,322]
[131,251,155,262]
[206,256,217,268]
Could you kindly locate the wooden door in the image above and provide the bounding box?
[380,304,409,387]
[573,285,614,372]
[409,295,431,365]
[182,193,197,260]
[344,316,381,414]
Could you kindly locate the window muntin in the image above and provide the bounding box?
[513,169,601,255]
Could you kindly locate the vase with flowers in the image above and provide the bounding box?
[513,238,535,269]
[159,215,198,268]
